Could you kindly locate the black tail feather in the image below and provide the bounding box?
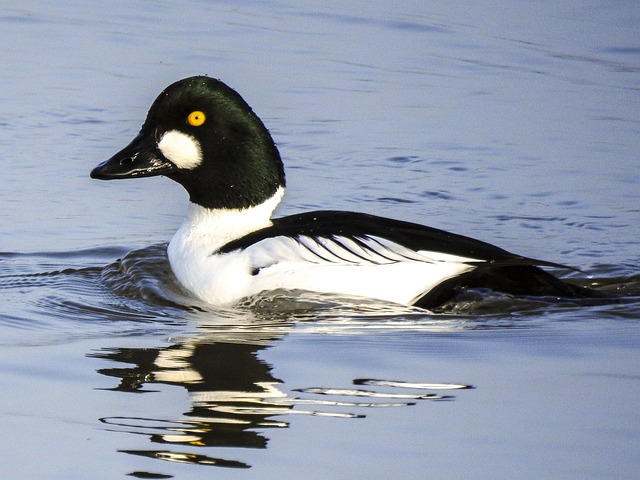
[414,265,606,310]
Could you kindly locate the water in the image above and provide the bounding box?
[1,1,639,478]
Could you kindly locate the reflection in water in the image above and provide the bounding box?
[94,340,286,467]
[92,334,471,470]
[120,448,251,469]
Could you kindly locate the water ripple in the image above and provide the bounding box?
[1,243,639,347]
[0,247,189,345]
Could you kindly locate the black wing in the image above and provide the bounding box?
[219,210,560,267]
[219,210,598,308]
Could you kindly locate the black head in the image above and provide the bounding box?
[91,76,286,209]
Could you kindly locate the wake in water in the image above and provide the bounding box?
[0,246,190,345]
[94,244,640,314]
[1,244,639,332]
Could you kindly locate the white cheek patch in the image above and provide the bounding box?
[158,130,203,170]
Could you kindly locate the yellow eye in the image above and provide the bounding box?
[187,111,206,127]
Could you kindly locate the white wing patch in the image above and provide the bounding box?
[246,234,483,269]
[232,233,481,306]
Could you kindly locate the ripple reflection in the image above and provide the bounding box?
[91,333,472,469]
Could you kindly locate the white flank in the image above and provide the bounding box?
[166,188,482,307]
[158,130,203,169]
[244,240,476,305]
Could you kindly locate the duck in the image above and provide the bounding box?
[91,75,594,309]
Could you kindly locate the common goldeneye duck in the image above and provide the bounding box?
[91,75,593,309]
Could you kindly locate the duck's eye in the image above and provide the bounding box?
[187,111,206,127]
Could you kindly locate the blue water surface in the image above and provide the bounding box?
[0,2,639,479]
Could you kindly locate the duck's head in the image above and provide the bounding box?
[91,76,285,210]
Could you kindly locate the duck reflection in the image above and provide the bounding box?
[90,296,471,471]
[93,335,289,468]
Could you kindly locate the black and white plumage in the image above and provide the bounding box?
[91,76,593,309]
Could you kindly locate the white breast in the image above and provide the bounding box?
[167,189,284,303]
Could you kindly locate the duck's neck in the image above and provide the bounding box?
[168,187,284,257]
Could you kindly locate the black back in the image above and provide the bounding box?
[221,210,541,264]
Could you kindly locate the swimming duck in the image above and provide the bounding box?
[91,76,590,309]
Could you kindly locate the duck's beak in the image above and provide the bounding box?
[91,130,177,180]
